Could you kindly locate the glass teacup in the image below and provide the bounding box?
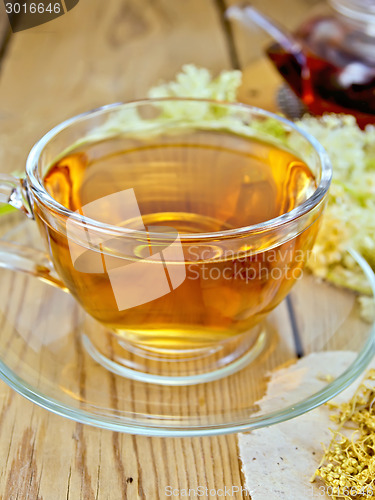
[0,99,331,384]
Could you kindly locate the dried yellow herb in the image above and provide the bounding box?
[312,369,375,499]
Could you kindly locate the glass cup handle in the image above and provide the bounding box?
[0,173,34,217]
[0,174,66,290]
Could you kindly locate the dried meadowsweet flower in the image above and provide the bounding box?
[296,115,375,298]
[312,369,375,499]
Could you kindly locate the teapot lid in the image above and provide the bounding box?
[330,0,375,25]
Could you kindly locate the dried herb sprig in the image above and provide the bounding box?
[312,369,375,499]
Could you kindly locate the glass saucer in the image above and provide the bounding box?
[0,212,374,437]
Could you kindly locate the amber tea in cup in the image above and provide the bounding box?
[0,99,331,383]
[43,129,317,342]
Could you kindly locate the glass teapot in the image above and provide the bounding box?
[228,1,375,127]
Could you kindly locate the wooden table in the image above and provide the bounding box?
[0,1,320,498]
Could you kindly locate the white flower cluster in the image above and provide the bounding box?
[297,115,375,295]
[148,64,242,102]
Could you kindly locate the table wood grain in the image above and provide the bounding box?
[0,1,317,498]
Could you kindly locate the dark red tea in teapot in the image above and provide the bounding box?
[229,1,375,127]
[267,4,375,127]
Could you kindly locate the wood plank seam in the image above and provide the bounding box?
[287,295,304,358]
[214,0,240,69]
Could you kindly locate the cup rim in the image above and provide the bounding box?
[26,97,332,241]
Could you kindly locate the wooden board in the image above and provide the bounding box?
[0,0,231,175]
[0,2,242,499]
[0,0,319,498]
